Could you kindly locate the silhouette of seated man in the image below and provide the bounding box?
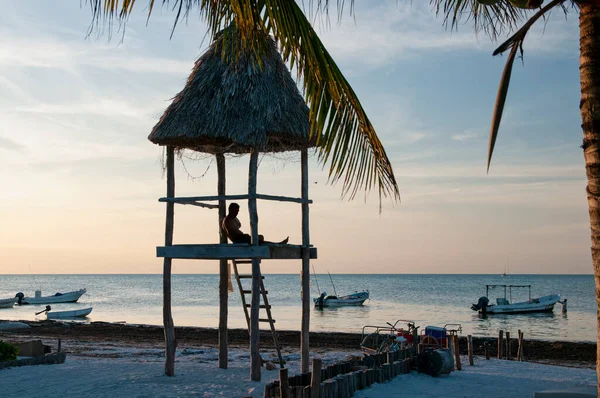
[221,202,288,245]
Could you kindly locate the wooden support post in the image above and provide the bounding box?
[303,386,311,398]
[467,335,474,366]
[300,149,311,374]
[497,330,503,359]
[518,331,525,361]
[453,335,462,370]
[163,146,176,377]
[516,330,521,361]
[484,343,490,360]
[366,369,373,386]
[279,368,290,398]
[382,364,391,381]
[263,383,272,398]
[249,150,261,381]
[447,335,455,370]
[310,358,322,398]
[336,375,344,397]
[506,332,511,360]
[217,153,228,369]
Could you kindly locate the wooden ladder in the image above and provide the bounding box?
[231,259,284,368]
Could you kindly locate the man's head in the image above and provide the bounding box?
[228,202,240,217]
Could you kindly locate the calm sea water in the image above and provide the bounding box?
[0,274,595,342]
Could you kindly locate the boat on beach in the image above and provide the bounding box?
[16,288,86,305]
[36,305,93,319]
[46,307,93,319]
[471,284,561,315]
[0,297,16,309]
[313,291,370,308]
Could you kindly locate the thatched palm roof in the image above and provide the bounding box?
[149,26,312,154]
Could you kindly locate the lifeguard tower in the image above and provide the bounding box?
[149,26,317,381]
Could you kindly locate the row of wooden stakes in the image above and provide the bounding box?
[264,355,415,398]
[264,331,521,397]
[489,330,526,361]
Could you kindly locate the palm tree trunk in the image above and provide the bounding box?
[580,3,600,395]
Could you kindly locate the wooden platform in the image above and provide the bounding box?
[156,244,317,260]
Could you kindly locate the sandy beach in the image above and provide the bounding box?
[1,320,597,397]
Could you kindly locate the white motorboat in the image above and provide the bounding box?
[46,307,93,319]
[16,289,86,305]
[314,291,369,308]
[36,305,93,319]
[471,285,561,314]
[311,269,369,308]
[0,297,16,309]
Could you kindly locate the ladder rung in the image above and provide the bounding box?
[234,260,253,264]
[259,319,275,323]
[242,290,268,294]
[238,275,264,279]
[245,305,271,309]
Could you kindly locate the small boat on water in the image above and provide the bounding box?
[0,297,16,309]
[471,284,561,315]
[16,288,86,305]
[311,268,369,308]
[314,291,369,308]
[36,305,93,319]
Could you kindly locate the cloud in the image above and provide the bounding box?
[15,98,160,120]
[315,2,578,69]
[0,136,25,152]
[452,130,481,142]
[0,35,192,75]
[521,223,589,237]
[394,162,583,179]
[405,132,429,143]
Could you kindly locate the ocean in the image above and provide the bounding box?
[0,274,595,342]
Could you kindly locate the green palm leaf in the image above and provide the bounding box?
[431,0,567,171]
[88,0,399,205]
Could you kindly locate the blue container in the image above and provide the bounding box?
[424,326,447,339]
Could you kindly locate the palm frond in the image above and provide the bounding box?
[487,0,565,171]
[487,41,519,172]
[87,0,399,205]
[259,0,398,202]
[430,0,528,41]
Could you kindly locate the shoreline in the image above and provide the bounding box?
[0,319,596,368]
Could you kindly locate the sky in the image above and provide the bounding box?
[0,1,588,275]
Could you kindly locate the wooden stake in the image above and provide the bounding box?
[163,146,176,377]
[467,335,474,366]
[447,335,455,370]
[506,332,511,360]
[279,368,290,398]
[453,335,462,370]
[217,153,228,369]
[310,358,322,398]
[484,344,490,360]
[300,149,310,374]
[497,330,503,359]
[516,330,521,361]
[518,331,525,361]
[249,150,261,381]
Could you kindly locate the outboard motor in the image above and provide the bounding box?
[471,296,489,313]
[15,292,24,305]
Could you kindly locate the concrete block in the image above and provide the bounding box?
[16,340,51,357]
